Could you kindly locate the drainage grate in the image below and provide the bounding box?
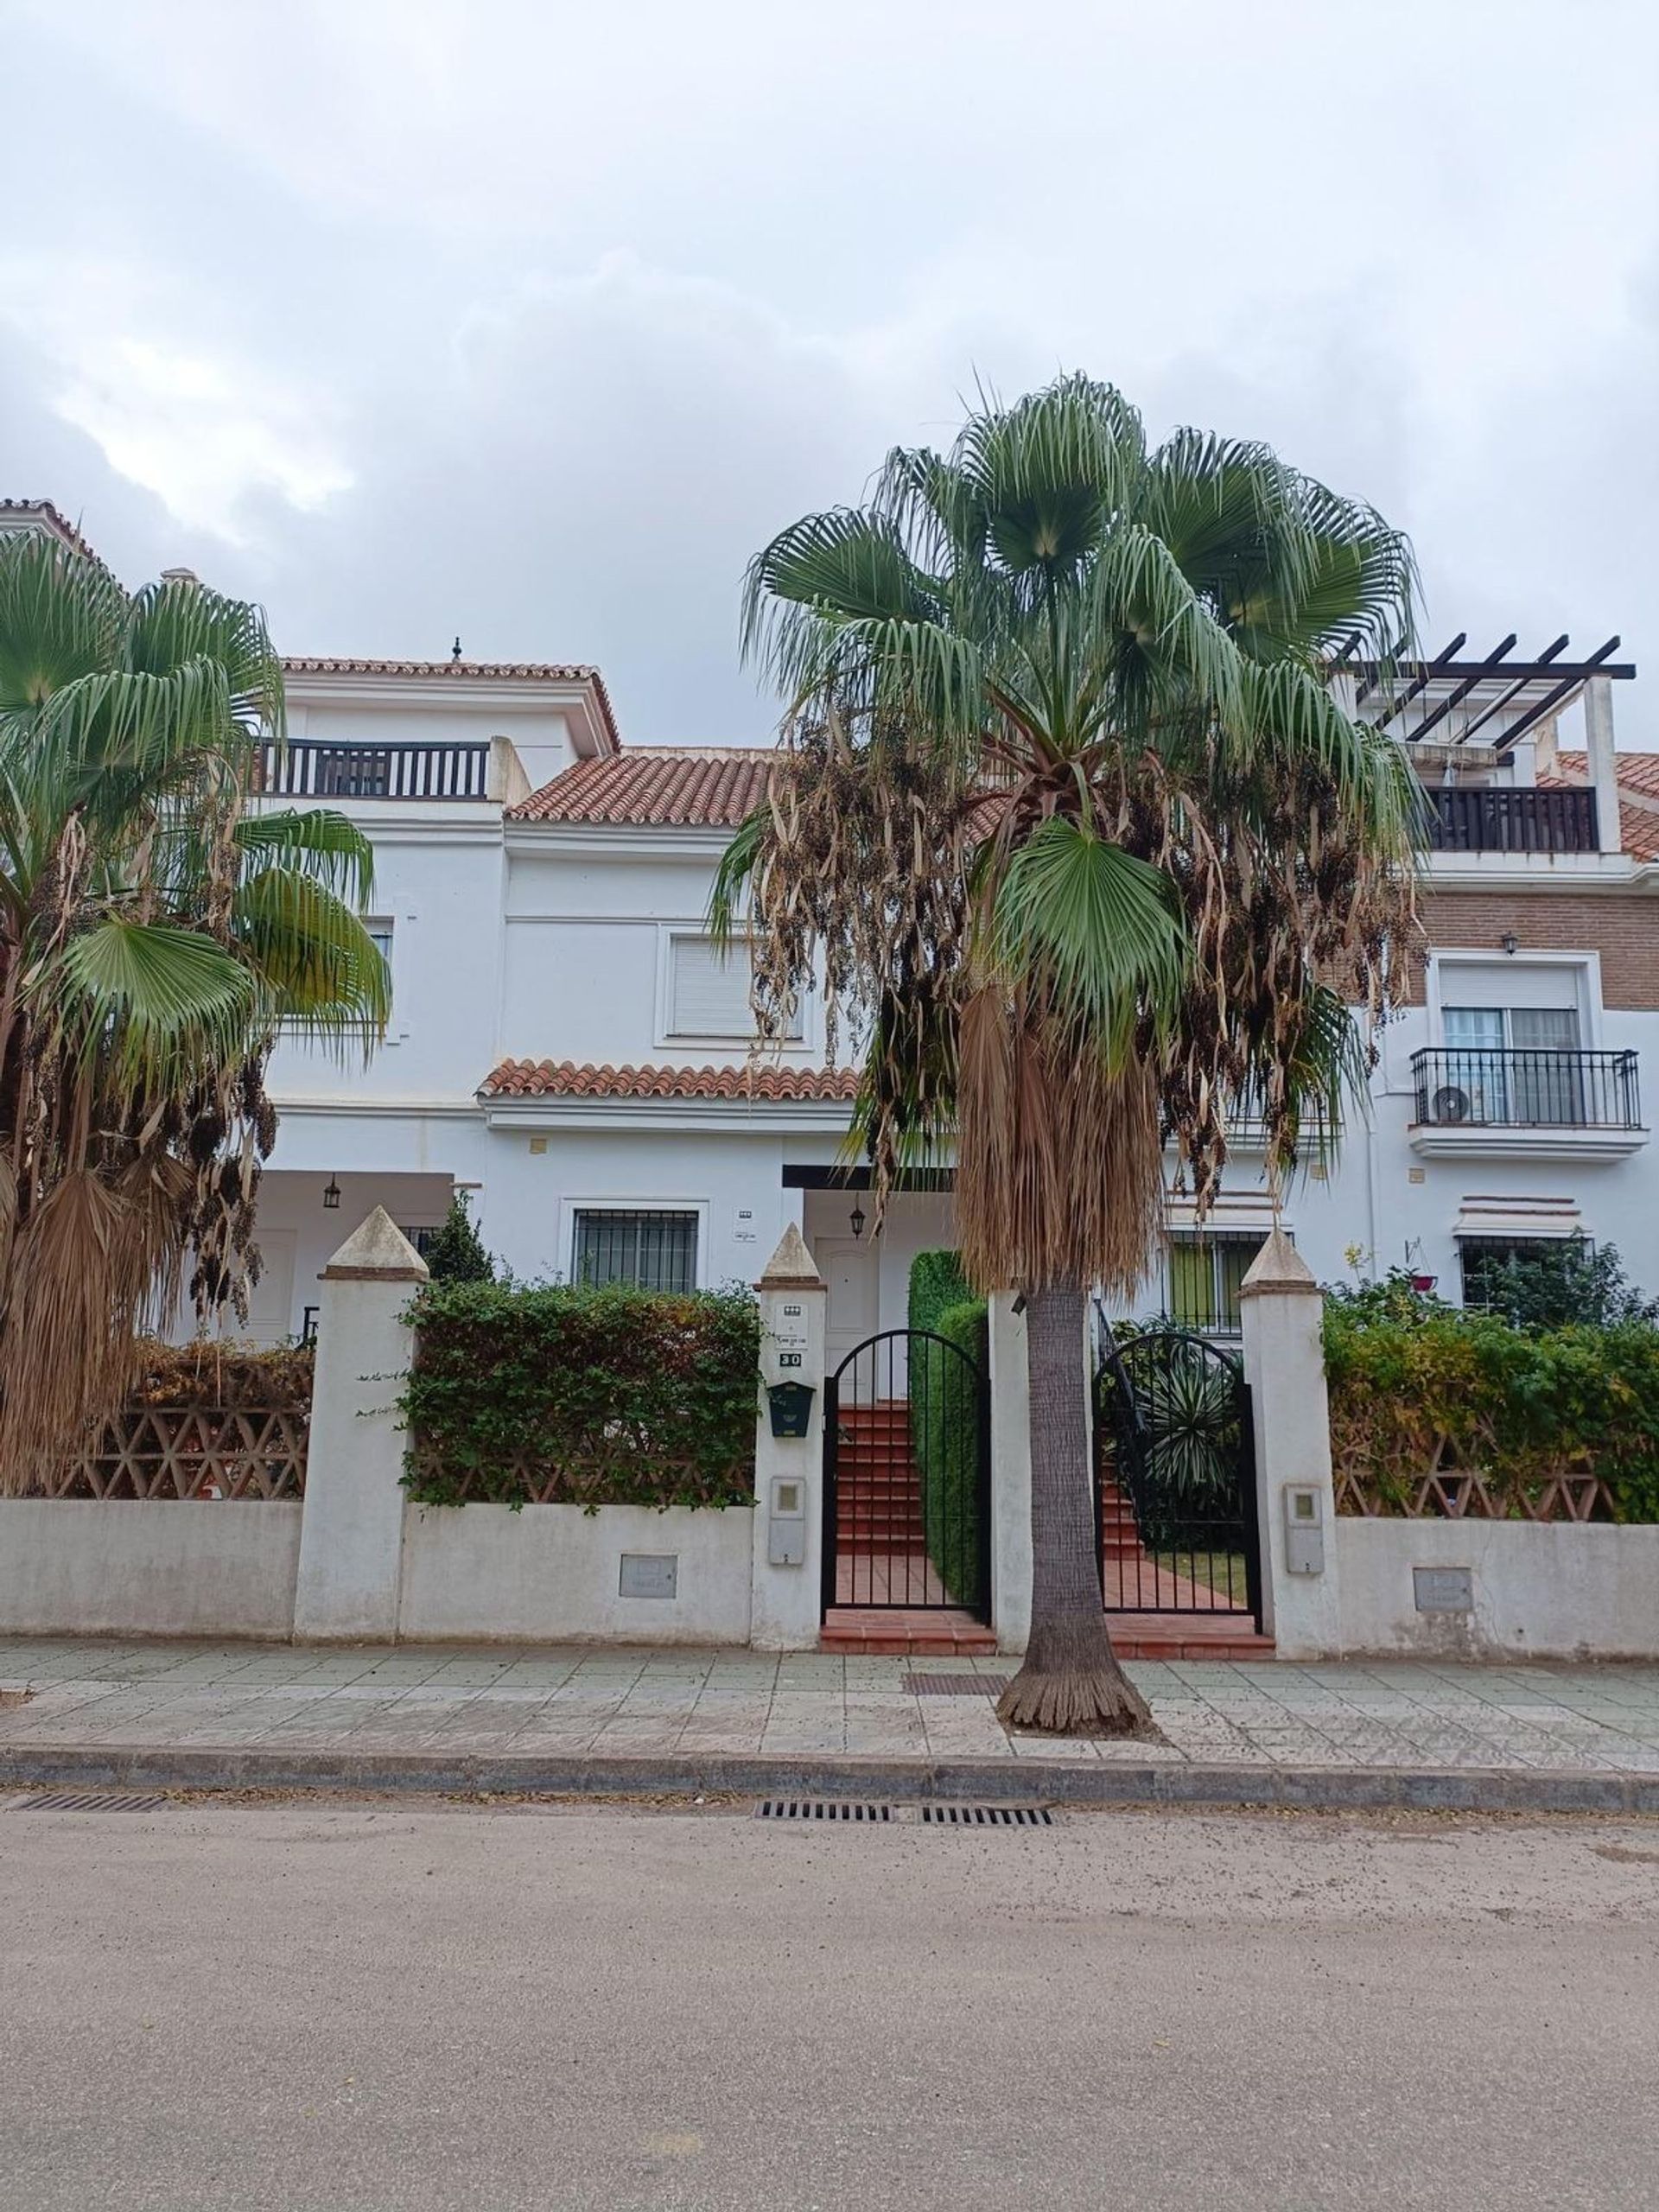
[13,1790,169,1814]
[756,1799,893,1822]
[920,1802,1053,1827]
[754,1798,1055,1828]
[905,1672,1011,1698]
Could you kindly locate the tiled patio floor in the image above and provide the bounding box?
[6,1637,1659,1772]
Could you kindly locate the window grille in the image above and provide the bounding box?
[573,1209,698,1292]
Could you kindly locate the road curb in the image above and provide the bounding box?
[3,1742,1657,1815]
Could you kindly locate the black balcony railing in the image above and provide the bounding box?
[256,740,491,799]
[1411,1048,1641,1131]
[1424,785,1599,855]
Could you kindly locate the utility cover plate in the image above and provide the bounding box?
[619,1553,678,1600]
[1414,1566,1474,1614]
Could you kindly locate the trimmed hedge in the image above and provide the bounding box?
[1325,1300,1659,1523]
[907,1251,987,1605]
[400,1280,761,1510]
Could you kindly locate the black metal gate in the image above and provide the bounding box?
[823,1330,991,1619]
[1093,1315,1262,1627]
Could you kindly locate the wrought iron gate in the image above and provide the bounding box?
[823,1330,991,1619]
[1093,1315,1263,1627]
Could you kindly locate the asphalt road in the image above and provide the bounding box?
[2,1794,1656,2211]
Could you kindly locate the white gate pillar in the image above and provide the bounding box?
[1238,1229,1343,1659]
[750,1225,827,1650]
[293,1208,427,1642]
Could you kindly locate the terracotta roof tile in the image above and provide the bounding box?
[284,655,599,681]
[0,498,108,571]
[1536,753,1659,861]
[512,747,773,827]
[282,657,620,748]
[1550,749,1659,802]
[480,1058,859,1103]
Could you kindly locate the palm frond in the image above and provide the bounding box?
[989,818,1188,1044]
[233,807,378,906]
[232,868,390,1051]
[51,918,257,1086]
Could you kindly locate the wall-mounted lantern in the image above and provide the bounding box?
[849,1201,867,1240]
[322,1177,341,1211]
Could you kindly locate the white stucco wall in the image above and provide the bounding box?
[1333,1518,1659,1661]
[264,816,510,1111]
[396,1503,753,1644]
[0,1501,302,1638]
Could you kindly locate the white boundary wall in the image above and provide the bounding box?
[0,1500,302,1638]
[397,1503,753,1645]
[1333,1519,1659,1662]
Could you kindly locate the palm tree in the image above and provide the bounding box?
[715,376,1420,1734]
[0,528,388,1491]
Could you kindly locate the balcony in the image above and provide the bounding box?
[1423,785,1599,855]
[1409,1047,1646,1160]
[255,739,492,800]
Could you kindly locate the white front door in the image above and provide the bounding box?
[817,1236,880,1377]
[245,1230,297,1346]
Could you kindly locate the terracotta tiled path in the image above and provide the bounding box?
[6,1638,1659,1773]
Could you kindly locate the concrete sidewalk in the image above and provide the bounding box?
[5,1637,1659,1812]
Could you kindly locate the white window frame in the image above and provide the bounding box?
[655,926,809,1051]
[365,918,404,1046]
[1427,950,1603,1052]
[558,1197,711,1291]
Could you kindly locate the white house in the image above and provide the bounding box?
[9,500,1656,1350]
[240,638,1658,1360]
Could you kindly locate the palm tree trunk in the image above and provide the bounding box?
[996,1282,1157,1738]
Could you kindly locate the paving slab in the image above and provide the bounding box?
[5,1637,1659,1812]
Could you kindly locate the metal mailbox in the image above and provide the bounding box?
[766,1380,816,1439]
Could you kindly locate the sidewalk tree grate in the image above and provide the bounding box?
[12,1791,169,1813]
[904,1673,1011,1697]
[757,1799,894,1822]
[920,1803,1053,1827]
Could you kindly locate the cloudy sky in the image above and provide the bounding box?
[6,0,1657,747]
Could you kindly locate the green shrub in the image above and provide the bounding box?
[1325,1299,1659,1523]
[908,1249,974,1336]
[906,1251,986,1604]
[421,1192,495,1284]
[1096,1325,1244,1548]
[400,1280,761,1510]
[914,1295,988,1604]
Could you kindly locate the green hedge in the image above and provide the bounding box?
[907,1251,986,1605]
[908,1249,973,1336]
[400,1280,761,1510]
[1325,1300,1659,1522]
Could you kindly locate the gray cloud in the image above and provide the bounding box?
[5,0,1657,747]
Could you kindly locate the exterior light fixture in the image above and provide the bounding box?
[849,1201,867,1240]
[322,1177,341,1211]
[1500,931,1519,956]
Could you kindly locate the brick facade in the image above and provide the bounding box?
[1413,892,1659,1009]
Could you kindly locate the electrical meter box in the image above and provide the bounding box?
[768,1476,807,1567]
[1282,1484,1325,1575]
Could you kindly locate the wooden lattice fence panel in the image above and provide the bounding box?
[1332,1415,1612,1522]
[45,1405,309,1501]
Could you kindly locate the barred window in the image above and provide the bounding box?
[1165,1231,1269,1335]
[573,1209,698,1292]
[1459,1236,1578,1309]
